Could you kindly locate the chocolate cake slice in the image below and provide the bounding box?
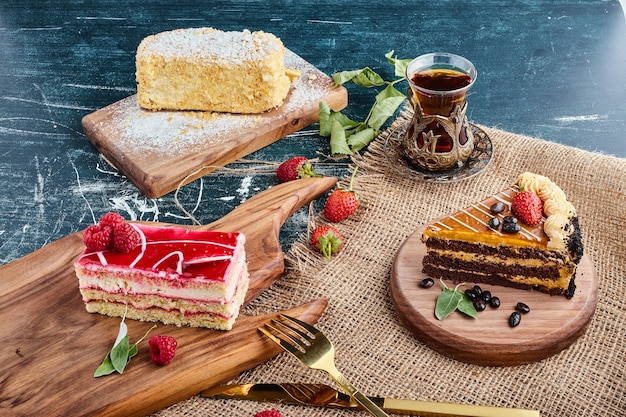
[421,172,583,297]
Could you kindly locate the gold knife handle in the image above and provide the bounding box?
[383,397,541,417]
[326,365,389,417]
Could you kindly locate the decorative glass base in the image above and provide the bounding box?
[384,121,494,183]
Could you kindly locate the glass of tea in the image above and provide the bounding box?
[406,52,476,116]
[402,52,477,172]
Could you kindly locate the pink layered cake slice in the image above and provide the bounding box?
[75,221,249,330]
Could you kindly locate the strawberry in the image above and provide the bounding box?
[323,168,359,222]
[83,224,113,252]
[98,212,126,229]
[511,188,543,226]
[310,225,344,259]
[112,222,141,253]
[148,334,178,366]
[276,156,318,182]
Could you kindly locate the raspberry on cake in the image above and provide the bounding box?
[136,27,294,113]
[421,172,583,297]
[75,217,249,330]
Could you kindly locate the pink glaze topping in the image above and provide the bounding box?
[76,224,244,282]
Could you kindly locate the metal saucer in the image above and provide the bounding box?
[383,121,494,183]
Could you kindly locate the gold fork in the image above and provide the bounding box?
[259,314,390,417]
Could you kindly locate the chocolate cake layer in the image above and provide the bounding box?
[422,253,562,279]
[422,264,573,296]
[424,238,566,262]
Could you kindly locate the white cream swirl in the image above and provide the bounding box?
[516,172,576,250]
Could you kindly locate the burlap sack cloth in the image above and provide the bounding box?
[155,112,626,417]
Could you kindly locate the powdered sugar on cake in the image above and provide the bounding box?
[139,28,282,64]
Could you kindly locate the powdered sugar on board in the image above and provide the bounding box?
[105,51,329,156]
[82,49,347,198]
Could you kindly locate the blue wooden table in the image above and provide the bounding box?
[1,0,625,264]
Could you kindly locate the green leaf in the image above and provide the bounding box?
[385,50,413,78]
[128,343,139,359]
[329,120,352,155]
[347,127,377,152]
[110,335,130,373]
[366,83,407,131]
[113,320,128,348]
[457,295,478,318]
[319,102,360,138]
[318,101,332,137]
[94,354,116,377]
[435,288,464,320]
[93,315,155,378]
[332,67,386,88]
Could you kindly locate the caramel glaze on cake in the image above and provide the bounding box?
[136,28,295,113]
[422,173,583,297]
[75,224,249,330]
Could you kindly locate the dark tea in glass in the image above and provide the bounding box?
[402,53,477,171]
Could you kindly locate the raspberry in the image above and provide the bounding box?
[83,224,113,252]
[254,410,283,417]
[148,335,178,365]
[99,212,126,229]
[113,222,140,253]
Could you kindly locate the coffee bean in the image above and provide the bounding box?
[509,312,521,327]
[502,222,521,233]
[473,285,482,296]
[489,296,501,308]
[516,302,531,314]
[419,277,434,288]
[490,202,505,214]
[474,299,487,311]
[464,289,477,300]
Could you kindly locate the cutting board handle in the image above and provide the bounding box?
[204,176,337,303]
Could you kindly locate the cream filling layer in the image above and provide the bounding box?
[428,249,565,268]
[83,274,249,330]
[82,269,249,317]
[77,254,247,304]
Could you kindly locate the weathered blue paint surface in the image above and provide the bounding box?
[0,0,624,263]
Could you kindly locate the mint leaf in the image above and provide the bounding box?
[330,120,352,155]
[110,335,131,373]
[128,343,139,359]
[385,50,413,78]
[457,295,478,318]
[434,282,478,320]
[94,354,116,377]
[366,83,406,131]
[347,127,377,152]
[435,288,464,320]
[319,101,360,138]
[94,313,156,378]
[321,52,412,155]
[332,67,386,87]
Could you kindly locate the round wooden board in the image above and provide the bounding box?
[390,225,598,366]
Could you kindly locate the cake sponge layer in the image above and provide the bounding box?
[83,274,249,330]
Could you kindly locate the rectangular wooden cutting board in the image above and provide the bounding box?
[82,49,348,198]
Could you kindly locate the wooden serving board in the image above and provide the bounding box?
[82,50,348,198]
[390,225,598,367]
[0,177,336,417]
